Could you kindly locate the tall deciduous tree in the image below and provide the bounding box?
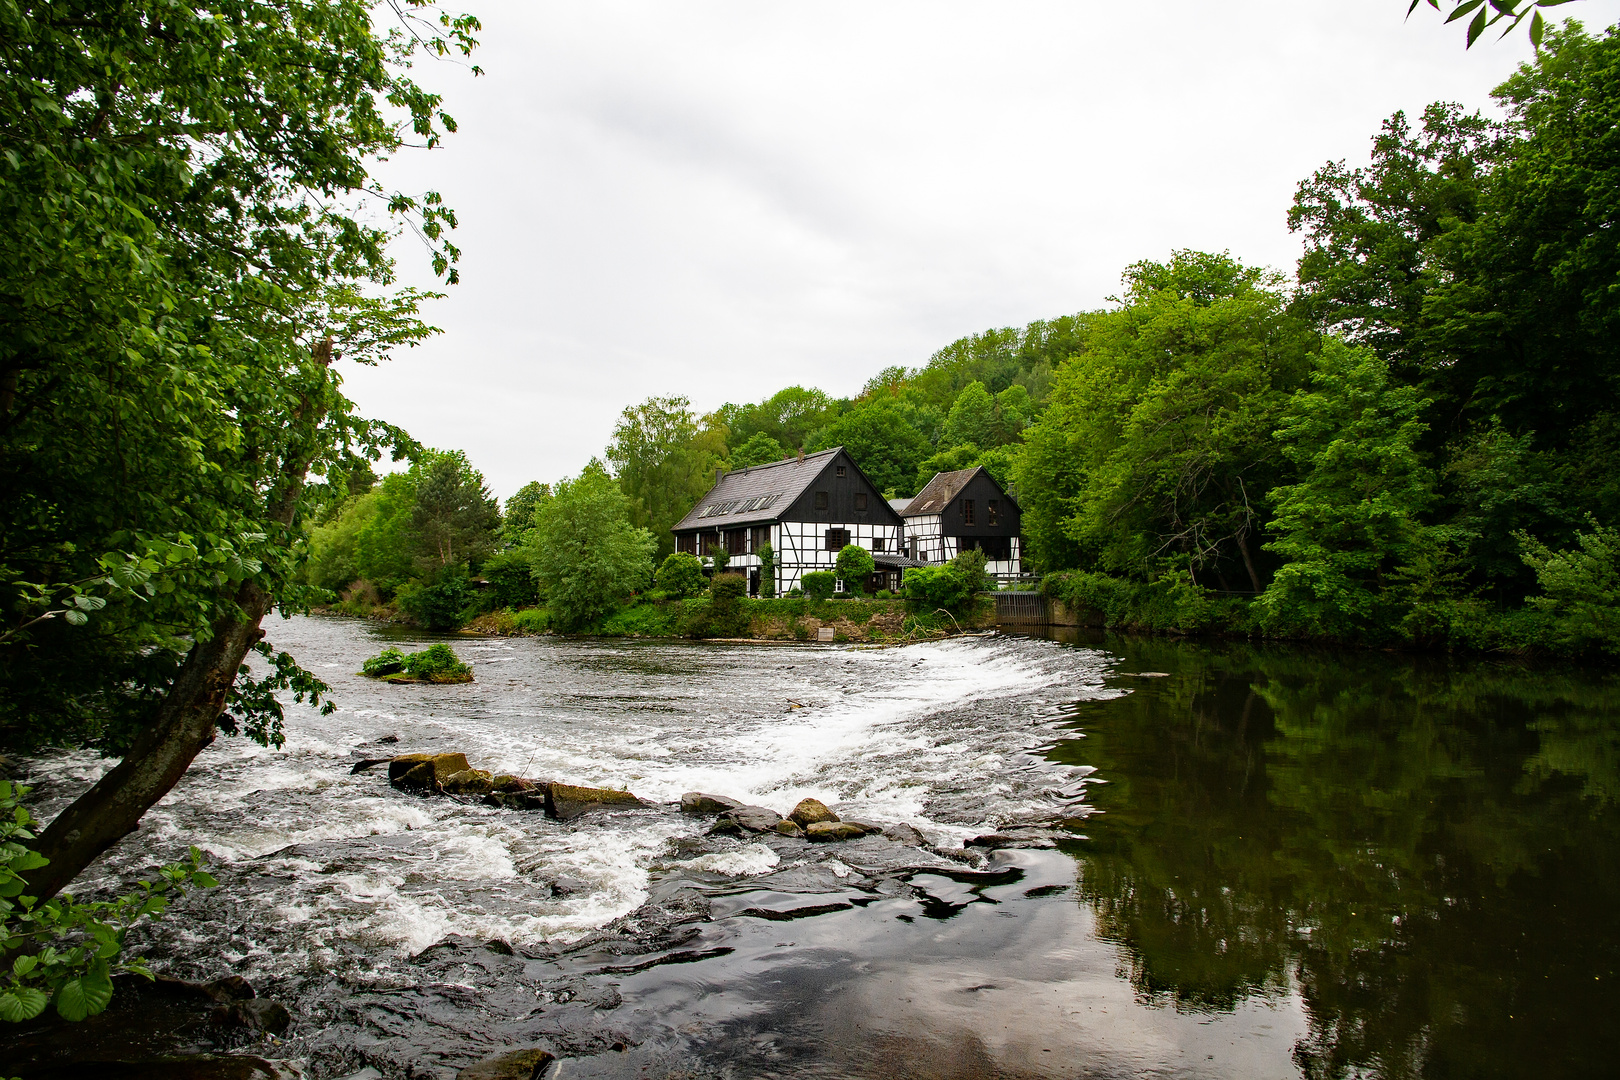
[607,396,726,558]
[530,461,657,631]
[0,0,478,902]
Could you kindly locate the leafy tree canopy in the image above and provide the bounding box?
[528,460,656,632]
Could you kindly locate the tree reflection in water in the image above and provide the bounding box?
[1046,635,1620,1079]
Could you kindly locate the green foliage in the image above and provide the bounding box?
[1408,0,1578,49]
[501,482,551,546]
[530,460,657,632]
[679,575,751,638]
[394,570,476,632]
[730,432,787,470]
[411,451,502,573]
[1,782,216,1023]
[360,643,471,682]
[801,571,837,600]
[718,387,835,453]
[706,542,731,576]
[835,545,876,588]
[306,492,381,593]
[1042,570,1225,634]
[608,397,727,559]
[597,601,681,637]
[0,0,477,754]
[1258,342,1439,639]
[944,381,998,448]
[807,400,933,497]
[481,549,540,610]
[903,550,987,612]
[757,543,776,598]
[1520,521,1620,657]
[655,553,706,599]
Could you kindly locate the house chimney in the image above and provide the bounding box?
[715,467,723,485]
[796,447,804,463]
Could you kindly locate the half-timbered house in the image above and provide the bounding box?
[671,447,911,595]
[899,466,1023,582]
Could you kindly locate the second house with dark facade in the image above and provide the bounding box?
[670,447,916,595]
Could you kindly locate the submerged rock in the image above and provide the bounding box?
[209,999,291,1035]
[711,805,784,834]
[388,753,471,791]
[545,782,645,821]
[441,768,496,796]
[455,1047,556,1080]
[773,818,804,837]
[805,820,874,842]
[680,792,743,815]
[882,823,927,846]
[788,798,838,828]
[483,789,547,811]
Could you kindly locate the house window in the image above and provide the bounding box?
[873,536,887,552]
[725,529,747,555]
[750,526,771,552]
[854,492,868,511]
[677,533,697,555]
[836,465,847,477]
[962,499,975,525]
[815,491,828,511]
[825,528,849,551]
[988,499,998,526]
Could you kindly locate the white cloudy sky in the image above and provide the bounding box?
[348,0,1620,501]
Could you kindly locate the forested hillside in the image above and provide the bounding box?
[302,22,1620,657]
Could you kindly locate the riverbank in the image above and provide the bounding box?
[317,595,998,644]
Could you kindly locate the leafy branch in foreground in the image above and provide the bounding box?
[0,782,217,1024]
[1408,0,1583,48]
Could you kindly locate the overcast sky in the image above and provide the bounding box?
[348,0,1620,502]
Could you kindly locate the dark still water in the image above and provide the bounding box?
[11,619,1620,1079]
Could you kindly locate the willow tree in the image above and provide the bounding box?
[0,0,478,901]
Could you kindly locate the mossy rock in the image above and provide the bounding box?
[544,782,646,821]
[788,798,838,828]
[441,768,495,796]
[805,820,874,842]
[388,753,471,791]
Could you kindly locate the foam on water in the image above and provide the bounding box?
[19,619,1113,973]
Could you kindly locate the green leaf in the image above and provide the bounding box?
[55,966,113,1021]
[1466,6,1488,45]
[190,871,219,889]
[1446,0,1486,22]
[7,850,48,873]
[62,610,88,626]
[1530,9,1545,46]
[12,954,38,977]
[0,987,50,1022]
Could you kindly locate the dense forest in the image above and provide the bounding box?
[302,23,1620,658]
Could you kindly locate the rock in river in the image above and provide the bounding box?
[680,791,743,815]
[389,753,471,791]
[456,1047,556,1080]
[712,805,785,834]
[805,820,875,842]
[788,798,838,828]
[441,768,496,796]
[545,782,645,821]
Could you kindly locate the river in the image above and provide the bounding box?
[12,616,1620,1078]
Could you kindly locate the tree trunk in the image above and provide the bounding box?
[24,340,332,903]
[1236,530,1263,594]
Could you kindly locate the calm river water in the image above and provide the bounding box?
[15,616,1620,1079]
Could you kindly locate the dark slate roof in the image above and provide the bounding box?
[873,551,925,569]
[886,497,913,515]
[903,467,980,517]
[672,447,842,532]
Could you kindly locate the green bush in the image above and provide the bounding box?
[904,549,995,613]
[711,573,747,602]
[1520,521,1620,658]
[482,550,539,609]
[599,601,681,637]
[655,552,705,598]
[680,575,751,638]
[361,647,407,677]
[395,571,476,631]
[875,589,893,599]
[758,542,776,598]
[835,544,875,590]
[788,587,804,598]
[801,571,836,600]
[360,643,472,683]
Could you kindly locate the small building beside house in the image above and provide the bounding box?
[671,447,912,596]
[898,466,1023,583]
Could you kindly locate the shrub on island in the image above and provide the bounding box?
[360,643,473,683]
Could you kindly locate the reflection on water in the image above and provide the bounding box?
[9,619,1619,1079]
[1041,630,1620,1079]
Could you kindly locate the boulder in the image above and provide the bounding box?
[483,789,547,811]
[492,775,536,792]
[805,820,873,842]
[882,823,927,846]
[545,782,645,821]
[773,818,804,838]
[209,999,291,1035]
[788,798,838,828]
[441,769,496,796]
[388,753,471,791]
[712,805,784,834]
[455,1047,557,1080]
[349,757,392,775]
[680,791,743,815]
